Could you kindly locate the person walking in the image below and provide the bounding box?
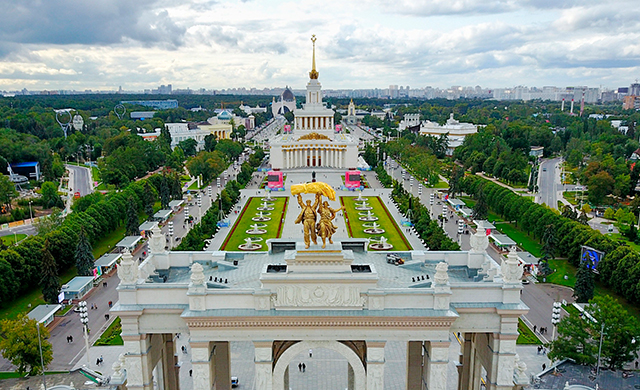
[298,362,302,372]
[302,363,306,372]
[309,349,313,358]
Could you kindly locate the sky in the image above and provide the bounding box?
[1,0,639,92]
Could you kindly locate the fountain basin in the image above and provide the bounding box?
[238,243,263,251]
[359,216,378,221]
[252,217,272,222]
[369,243,393,251]
[364,228,385,234]
[246,228,267,234]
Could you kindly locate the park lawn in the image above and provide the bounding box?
[92,225,125,258]
[220,196,288,251]
[1,233,27,246]
[432,180,449,188]
[497,223,543,258]
[458,197,505,223]
[542,259,577,287]
[609,233,640,252]
[563,191,579,205]
[0,371,68,379]
[94,316,123,346]
[341,196,411,251]
[517,319,542,345]
[0,288,45,321]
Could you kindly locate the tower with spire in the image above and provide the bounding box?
[268,35,358,170]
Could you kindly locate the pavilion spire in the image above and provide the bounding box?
[309,35,319,80]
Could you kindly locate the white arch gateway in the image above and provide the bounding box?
[113,226,528,390]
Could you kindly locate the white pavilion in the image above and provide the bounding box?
[269,36,358,170]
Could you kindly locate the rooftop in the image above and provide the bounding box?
[145,249,481,289]
[27,304,61,323]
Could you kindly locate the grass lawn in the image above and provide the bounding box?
[517,318,542,345]
[0,288,45,321]
[563,191,579,205]
[0,371,68,379]
[341,196,411,251]
[432,181,449,188]
[94,316,123,346]
[220,196,288,251]
[1,233,27,246]
[609,233,640,252]
[497,223,543,258]
[458,197,505,223]
[92,225,125,258]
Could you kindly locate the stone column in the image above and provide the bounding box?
[406,341,423,390]
[485,332,517,390]
[161,334,180,390]
[191,341,214,390]
[425,341,450,390]
[254,341,273,390]
[366,341,385,390]
[284,366,289,390]
[123,333,154,390]
[347,363,355,390]
[472,348,483,390]
[458,334,473,390]
[213,341,231,390]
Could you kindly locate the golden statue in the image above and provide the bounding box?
[295,192,320,248]
[316,199,343,248]
[292,181,341,248]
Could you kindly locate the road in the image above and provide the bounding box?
[537,157,562,210]
[66,164,93,197]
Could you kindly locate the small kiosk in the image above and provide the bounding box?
[62,276,94,302]
[27,304,62,327]
[266,171,284,190]
[94,253,122,276]
[344,170,362,190]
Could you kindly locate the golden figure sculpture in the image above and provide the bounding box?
[295,193,320,248]
[292,181,341,248]
[316,200,343,248]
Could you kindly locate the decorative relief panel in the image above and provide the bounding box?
[272,285,364,308]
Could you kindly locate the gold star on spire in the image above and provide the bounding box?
[309,34,319,80]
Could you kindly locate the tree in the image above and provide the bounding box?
[75,227,94,276]
[472,188,488,221]
[541,224,556,260]
[40,240,60,304]
[178,138,198,157]
[0,315,53,375]
[574,254,595,303]
[204,134,217,152]
[587,171,614,205]
[548,308,598,366]
[448,165,464,198]
[550,295,640,369]
[0,173,18,212]
[160,177,170,210]
[143,181,155,219]
[34,208,64,235]
[41,181,64,209]
[126,196,139,236]
[588,295,640,369]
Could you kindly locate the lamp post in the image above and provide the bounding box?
[551,301,561,341]
[78,301,90,364]
[29,200,33,224]
[36,322,47,389]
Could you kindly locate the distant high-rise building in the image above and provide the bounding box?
[630,83,640,96]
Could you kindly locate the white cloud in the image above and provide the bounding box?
[0,0,638,90]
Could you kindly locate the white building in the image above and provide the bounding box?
[271,87,297,116]
[113,225,528,390]
[419,113,478,156]
[398,113,420,131]
[269,37,358,169]
[157,120,232,151]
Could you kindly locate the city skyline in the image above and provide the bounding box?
[1,0,639,92]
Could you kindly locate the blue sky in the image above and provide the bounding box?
[0,0,638,91]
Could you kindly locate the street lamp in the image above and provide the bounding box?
[551,301,561,341]
[29,200,33,224]
[78,301,90,364]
